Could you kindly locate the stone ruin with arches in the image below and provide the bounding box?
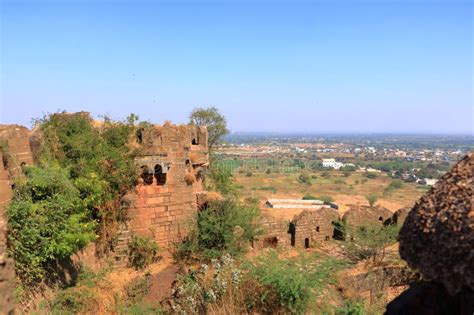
[122,122,209,247]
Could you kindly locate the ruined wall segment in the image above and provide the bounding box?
[127,123,209,247]
[342,205,392,227]
[291,208,339,248]
[0,124,34,179]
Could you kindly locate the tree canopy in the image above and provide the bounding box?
[189,106,229,151]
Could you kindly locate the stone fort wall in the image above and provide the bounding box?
[0,124,34,315]
[125,123,209,247]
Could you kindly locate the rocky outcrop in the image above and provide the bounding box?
[387,153,473,314]
[398,153,473,295]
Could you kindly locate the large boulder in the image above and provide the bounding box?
[398,153,473,295]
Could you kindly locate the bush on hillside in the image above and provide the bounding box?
[6,165,95,284]
[343,224,400,265]
[128,236,161,270]
[297,171,312,185]
[7,112,144,286]
[175,198,261,260]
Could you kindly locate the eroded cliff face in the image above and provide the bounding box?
[387,153,473,314]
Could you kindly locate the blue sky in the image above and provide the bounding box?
[1,0,472,134]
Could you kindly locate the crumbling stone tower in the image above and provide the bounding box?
[125,123,209,247]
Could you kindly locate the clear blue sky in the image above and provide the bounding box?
[1,0,472,134]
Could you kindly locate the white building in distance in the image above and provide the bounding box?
[322,158,344,170]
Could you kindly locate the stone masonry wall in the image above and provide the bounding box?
[0,150,16,314]
[127,123,208,247]
[0,125,34,179]
[291,208,339,248]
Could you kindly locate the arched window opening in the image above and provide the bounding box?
[185,159,190,166]
[378,216,383,221]
[316,226,320,232]
[192,138,198,145]
[154,164,167,186]
[141,166,153,185]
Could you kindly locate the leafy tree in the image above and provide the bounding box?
[366,193,378,207]
[189,106,229,151]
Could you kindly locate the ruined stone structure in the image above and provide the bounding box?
[0,125,34,178]
[289,208,339,248]
[256,214,292,249]
[386,153,474,314]
[125,123,209,247]
[257,206,339,249]
[0,124,34,314]
[342,205,392,226]
[0,150,15,314]
[391,207,411,225]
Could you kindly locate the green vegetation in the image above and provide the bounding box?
[364,172,378,179]
[297,171,312,185]
[176,198,261,260]
[343,224,400,265]
[384,179,404,195]
[128,236,161,270]
[365,193,378,207]
[50,267,110,314]
[123,273,152,305]
[247,252,347,314]
[7,112,143,286]
[172,252,348,314]
[302,194,334,204]
[189,106,229,151]
[205,165,237,196]
[7,165,96,284]
[335,300,365,315]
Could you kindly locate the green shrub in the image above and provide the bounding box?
[129,236,160,270]
[303,195,333,204]
[7,112,143,286]
[297,171,312,185]
[52,287,96,314]
[205,166,236,196]
[6,165,95,284]
[343,224,400,265]
[336,300,365,315]
[364,172,378,179]
[124,272,152,306]
[247,251,347,314]
[366,193,378,207]
[384,179,404,195]
[178,198,261,260]
[321,171,331,178]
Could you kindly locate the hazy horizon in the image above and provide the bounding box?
[1,0,472,134]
